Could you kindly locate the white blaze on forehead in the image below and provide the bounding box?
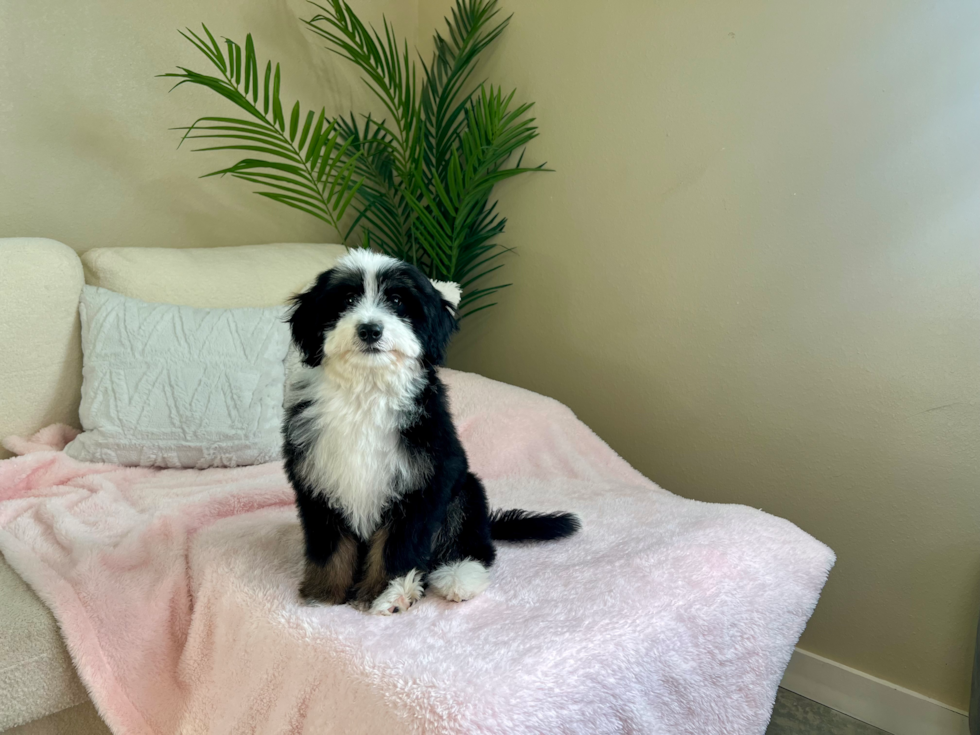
[335,248,391,306]
[335,248,400,279]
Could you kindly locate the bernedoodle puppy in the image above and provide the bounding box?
[283,250,580,614]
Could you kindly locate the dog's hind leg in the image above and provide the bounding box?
[428,559,490,602]
[429,473,496,603]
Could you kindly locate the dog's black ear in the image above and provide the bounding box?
[288,270,333,367]
[422,286,460,365]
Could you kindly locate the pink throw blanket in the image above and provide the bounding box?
[0,370,833,734]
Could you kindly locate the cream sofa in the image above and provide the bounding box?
[0,239,346,733]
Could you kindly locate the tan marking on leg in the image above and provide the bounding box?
[353,526,390,607]
[299,534,358,605]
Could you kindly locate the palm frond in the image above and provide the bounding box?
[404,82,546,310]
[304,2,422,182]
[420,0,511,173]
[161,28,360,236]
[334,113,415,261]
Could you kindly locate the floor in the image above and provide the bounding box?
[6,702,110,735]
[766,688,892,735]
[4,687,891,734]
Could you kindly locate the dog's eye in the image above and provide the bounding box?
[344,294,357,307]
[390,294,402,307]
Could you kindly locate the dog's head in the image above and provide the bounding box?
[288,250,461,370]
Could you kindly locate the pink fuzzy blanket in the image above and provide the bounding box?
[0,370,833,734]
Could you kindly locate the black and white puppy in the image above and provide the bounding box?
[283,250,580,615]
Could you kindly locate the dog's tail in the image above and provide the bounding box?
[489,508,581,543]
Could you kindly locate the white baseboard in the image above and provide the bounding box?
[780,648,969,735]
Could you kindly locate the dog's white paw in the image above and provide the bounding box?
[428,559,490,603]
[369,570,425,615]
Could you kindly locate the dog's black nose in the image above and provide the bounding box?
[357,322,383,344]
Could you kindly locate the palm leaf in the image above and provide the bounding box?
[305,2,421,180]
[161,28,359,237]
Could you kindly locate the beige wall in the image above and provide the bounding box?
[424,0,980,710]
[0,0,417,253]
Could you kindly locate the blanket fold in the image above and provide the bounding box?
[0,370,833,734]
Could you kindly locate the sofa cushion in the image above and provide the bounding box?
[81,242,347,308]
[0,558,89,730]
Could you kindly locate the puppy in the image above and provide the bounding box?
[283,250,580,614]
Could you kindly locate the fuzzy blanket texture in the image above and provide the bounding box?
[0,370,834,735]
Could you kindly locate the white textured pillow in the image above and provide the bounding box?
[64,286,289,468]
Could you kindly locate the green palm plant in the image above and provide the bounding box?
[162,0,545,316]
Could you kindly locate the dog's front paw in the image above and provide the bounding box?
[368,570,424,615]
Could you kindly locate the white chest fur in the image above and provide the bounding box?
[287,355,429,540]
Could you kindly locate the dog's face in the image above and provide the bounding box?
[288,250,460,370]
